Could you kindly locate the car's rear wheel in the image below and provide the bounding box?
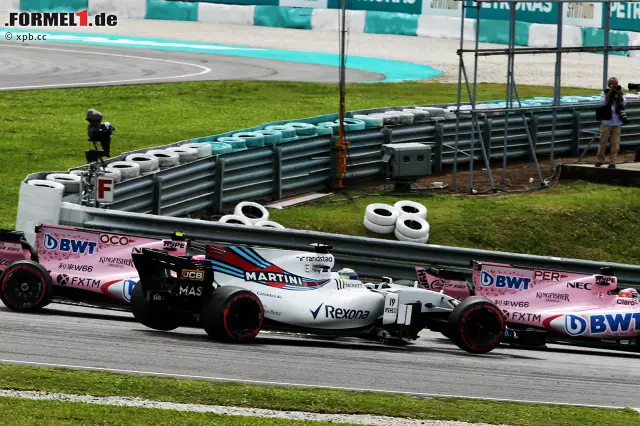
[200,286,263,342]
[0,261,52,312]
[448,296,505,354]
[130,281,180,331]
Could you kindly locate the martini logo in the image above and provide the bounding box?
[480,271,531,290]
[44,234,97,255]
[245,271,303,285]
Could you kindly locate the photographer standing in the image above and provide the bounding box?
[596,77,627,169]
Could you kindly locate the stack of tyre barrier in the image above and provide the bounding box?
[217,202,285,229]
[364,201,429,243]
[44,173,83,203]
[352,107,454,124]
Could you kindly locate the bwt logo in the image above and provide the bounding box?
[565,314,588,336]
[122,279,137,303]
[44,234,97,255]
[480,271,531,290]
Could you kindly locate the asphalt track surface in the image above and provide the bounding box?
[1,304,638,409]
[0,41,383,90]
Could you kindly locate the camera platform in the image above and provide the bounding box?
[561,162,640,187]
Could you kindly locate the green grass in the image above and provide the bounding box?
[0,81,591,229]
[269,181,640,264]
[0,397,353,425]
[0,364,638,426]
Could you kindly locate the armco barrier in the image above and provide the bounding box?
[58,203,640,285]
[92,99,640,216]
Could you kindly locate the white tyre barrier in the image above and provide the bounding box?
[364,203,400,227]
[181,142,213,158]
[363,217,395,235]
[69,170,87,177]
[395,214,430,240]
[106,161,141,180]
[402,109,430,121]
[234,201,269,224]
[45,173,81,193]
[393,200,427,219]
[394,228,429,244]
[102,169,122,183]
[146,149,180,168]
[397,111,415,124]
[166,146,199,163]
[255,220,285,229]
[125,154,160,173]
[27,179,65,190]
[218,215,253,226]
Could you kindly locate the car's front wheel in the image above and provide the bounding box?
[200,286,263,343]
[130,281,180,331]
[448,296,505,354]
[0,261,52,312]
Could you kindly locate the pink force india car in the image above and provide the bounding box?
[0,224,187,311]
[416,261,640,350]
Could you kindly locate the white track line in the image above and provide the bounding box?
[0,390,504,426]
[0,358,636,411]
[0,44,212,90]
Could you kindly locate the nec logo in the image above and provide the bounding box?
[567,282,592,290]
[181,270,204,281]
[480,271,531,290]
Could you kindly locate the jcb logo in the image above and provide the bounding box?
[181,270,204,281]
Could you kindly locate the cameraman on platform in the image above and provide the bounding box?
[596,77,627,169]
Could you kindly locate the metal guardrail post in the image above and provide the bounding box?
[433,122,444,174]
[329,134,338,189]
[571,109,582,156]
[382,127,392,144]
[482,117,492,160]
[213,156,225,214]
[272,146,283,200]
[529,114,538,160]
[151,175,163,215]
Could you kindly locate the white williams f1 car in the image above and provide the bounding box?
[130,243,505,354]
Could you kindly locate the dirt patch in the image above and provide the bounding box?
[409,150,639,194]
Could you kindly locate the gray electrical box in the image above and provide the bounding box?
[381,143,432,179]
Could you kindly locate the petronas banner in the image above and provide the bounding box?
[195,0,640,31]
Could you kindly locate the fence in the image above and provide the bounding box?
[59,203,640,285]
[97,99,640,216]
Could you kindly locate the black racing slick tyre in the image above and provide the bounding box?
[448,296,505,354]
[200,286,263,343]
[0,261,52,312]
[130,281,180,331]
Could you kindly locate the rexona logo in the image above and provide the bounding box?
[44,234,97,255]
[480,271,532,290]
[179,285,203,296]
[310,303,370,320]
[181,270,204,281]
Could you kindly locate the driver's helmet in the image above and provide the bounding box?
[619,288,639,299]
[338,268,358,280]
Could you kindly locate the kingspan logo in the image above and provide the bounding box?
[480,271,532,290]
[245,271,303,285]
[310,303,370,320]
